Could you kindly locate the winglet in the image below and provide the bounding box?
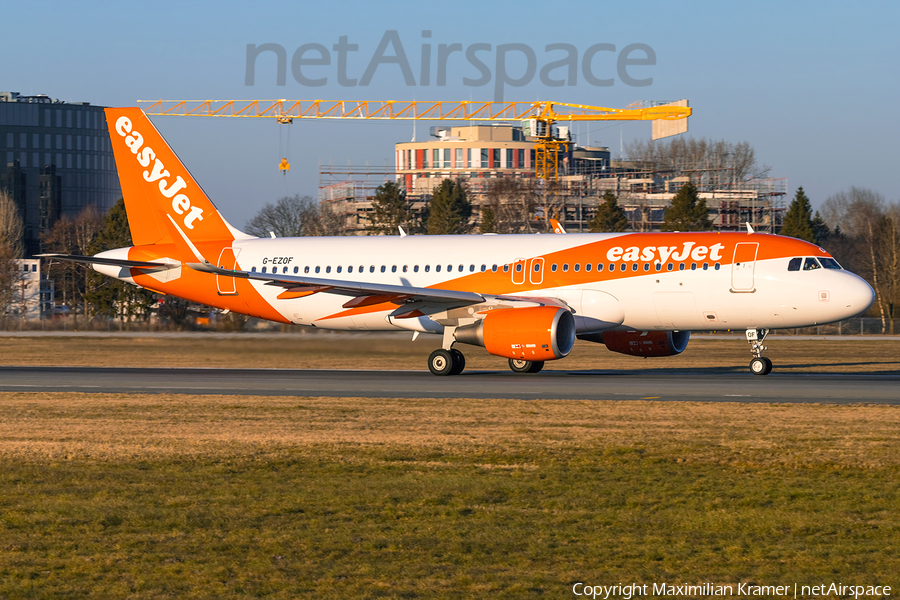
[550,219,567,234]
[398,226,407,237]
[746,222,755,234]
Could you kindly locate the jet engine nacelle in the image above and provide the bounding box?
[600,330,690,357]
[455,306,576,361]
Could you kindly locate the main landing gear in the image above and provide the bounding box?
[426,348,545,376]
[428,348,465,376]
[746,328,773,376]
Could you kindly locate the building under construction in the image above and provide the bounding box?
[319,124,785,234]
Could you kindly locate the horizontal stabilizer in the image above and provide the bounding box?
[37,253,170,269]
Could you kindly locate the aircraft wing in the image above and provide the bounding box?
[189,262,486,306]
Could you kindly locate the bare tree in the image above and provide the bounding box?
[822,187,892,332]
[483,178,536,233]
[41,206,103,327]
[245,194,345,237]
[625,137,770,184]
[0,191,24,325]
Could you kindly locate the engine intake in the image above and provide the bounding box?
[595,330,690,357]
[456,306,575,361]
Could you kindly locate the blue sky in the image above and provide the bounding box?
[4,0,897,228]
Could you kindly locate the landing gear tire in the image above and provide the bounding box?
[750,356,773,376]
[428,349,454,376]
[449,348,466,375]
[509,359,544,374]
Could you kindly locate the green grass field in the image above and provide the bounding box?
[1,392,897,598]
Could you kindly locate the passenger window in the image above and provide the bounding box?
[631,263,638,272]
[667,264,674,271]
[679,263,685,271]
[534,263,541,272]
[690,263,697,271]
[447,265,453,272]
[425,265,430,272]
[326,266,331,273]
[702,263,709,271]
[262,267,267,273]
[403,265,408,273]
[503,265,509,272]
[336,266,342,273]
[480,264,486,272]
[458,265,464,272]
[643,264,650,272]
[348,266,353,273]
[391,266,397,273]
[597,263,604,272]
[469,265,475,272]
[820,257,842,270]
[283,267,288,273]
[414,265,419,272]
[293,266,299,274]
[551,264,558,272]
[655,263,661,272]
[609,263,615,271]
[788,257,802,271]
[574,263,580,272]
[369,266,375,273]
[803,257,822,271]
[436,265,442,272]
[585,263,592,272]
[515,263,523,273]
[563,264,569,272]
[315,266,321,273]
[492,264,498,272]
[251,266,257,272]
[714,263,721,270]
[381,265,387,273]
[304,266,310,274]
[620,264,626,272]
[359,265,363,272]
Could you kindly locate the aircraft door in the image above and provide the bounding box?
[731,242,758,292]
[216,247,241,295]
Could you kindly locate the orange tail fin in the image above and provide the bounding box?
[105,107,246,247]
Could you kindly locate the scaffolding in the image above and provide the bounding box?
[319,163,786,234]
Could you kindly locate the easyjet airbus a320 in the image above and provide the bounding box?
[44,108,875,376]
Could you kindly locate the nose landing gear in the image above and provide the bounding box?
[746,328,773,375]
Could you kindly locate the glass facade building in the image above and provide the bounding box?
[0,92,120,255]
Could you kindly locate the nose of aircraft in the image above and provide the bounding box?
[839,273,875,318]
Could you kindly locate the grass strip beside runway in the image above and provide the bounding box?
[0,393,897,598]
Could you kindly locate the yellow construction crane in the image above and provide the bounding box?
[139,99,690,180]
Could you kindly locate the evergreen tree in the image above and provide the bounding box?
[662,183,712,232]
[84,199,156,324]
[427,179,472,235]
[369,181,411,235]
[781,187,816,243]
[588,191,629,233]
[811,210,830,245]
[479,206,497,233]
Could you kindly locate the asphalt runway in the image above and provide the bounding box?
[0,366,897,403]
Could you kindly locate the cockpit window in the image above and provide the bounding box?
[803,257,822,271]
[788,257,802,271]
[820,257,842,270]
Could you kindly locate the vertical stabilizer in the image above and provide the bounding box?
[105,107,241,246]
